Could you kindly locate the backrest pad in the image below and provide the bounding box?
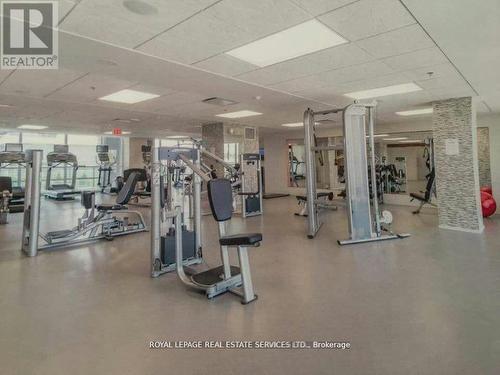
[207,179,233,222]
[116,172,140,205]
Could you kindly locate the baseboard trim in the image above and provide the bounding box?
[438,224,484,234]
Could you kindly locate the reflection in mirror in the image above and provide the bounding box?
[288,138,333,189]
[374,131,432,195]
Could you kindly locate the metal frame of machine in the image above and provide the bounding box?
[0,143,26,223]
[21,150,147,256]
[303,102,410,245]
[240,153,263,218]
[96,144,117,193]
[150,141,260,304]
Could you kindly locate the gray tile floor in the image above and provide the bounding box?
[1,196,499,374]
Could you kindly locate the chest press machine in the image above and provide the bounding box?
[21,150,147,256]
[303,102,410,245]
[150,142,262,304]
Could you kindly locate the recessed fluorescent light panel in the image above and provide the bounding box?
[282,122,303,127]
[226,20,347,67]
[399,140,423,143]
[216,110,262,119]
[18,125,48,130]
[99,89,160,104]
[366,134,389,138]
[396,108,433,116]
[344,83,422,100]
[383,137,408,141]
[166,135,188,139]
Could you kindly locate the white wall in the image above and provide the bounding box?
[262,134,289,194]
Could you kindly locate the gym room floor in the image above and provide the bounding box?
[1,197,499,374]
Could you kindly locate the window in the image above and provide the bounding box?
[0,132,22,187]
[22,133,67,189]
[68,134,101,189]
[224,143,239,165]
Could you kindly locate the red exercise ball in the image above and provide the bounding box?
[480,191,497,217]
[481,186,493,195]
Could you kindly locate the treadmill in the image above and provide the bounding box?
[44,144,81,200]
[0,143,26,210]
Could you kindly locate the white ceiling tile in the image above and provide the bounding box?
[401,0,500,100]
[355,24,435,59]
[133,91,207,113]
[382,47,448,72]
[426,85,476,101]
[236,43,374,85]
[417,74,470,91]
[289,0,358,16]
[0,69,86,97]
[194,54,257,77]
[318,71,418,96]
[60,0,220,48]
[319,0,415,41]
[59,0,79,22]
[275,60,395,94]
[47,73,136,102]
[138,0,310,64]
[404,63,460,82]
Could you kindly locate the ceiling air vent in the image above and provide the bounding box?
[202,97,238,106]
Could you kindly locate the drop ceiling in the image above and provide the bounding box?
[0,0,498,137]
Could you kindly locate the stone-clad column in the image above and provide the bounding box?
[433,97,484,232]
[201,122,225,178]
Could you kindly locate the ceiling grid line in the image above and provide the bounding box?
[42,72,90,98]
[132,0,224,50]
[58,0,82,26]
[398,0,479,96]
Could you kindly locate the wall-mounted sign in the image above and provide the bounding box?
[445,138,459,155]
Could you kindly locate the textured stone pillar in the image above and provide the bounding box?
[201,122,225,178]
[433,97,484,232]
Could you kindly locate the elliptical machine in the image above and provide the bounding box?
[96,144,117,194]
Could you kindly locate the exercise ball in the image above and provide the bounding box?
[481,186,493,195]
[481,191,497,217]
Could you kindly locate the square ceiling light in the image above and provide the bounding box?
[99,89,160,104]
[18,125,48,130]
[216,110,262,118]
[226,20,347,67]
[396,108,433,116]
[344,83,422,100]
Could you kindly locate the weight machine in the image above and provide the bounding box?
[0,143,26,223]
[303,102,410,245]
[240,153,263,217]
[410,138,436,214]
[150,141,261,304]
[21,150,147,256]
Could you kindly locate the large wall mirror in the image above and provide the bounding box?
[286,127,492,203]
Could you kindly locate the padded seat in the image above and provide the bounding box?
[96,204,126,211]
[219,233,262,246]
